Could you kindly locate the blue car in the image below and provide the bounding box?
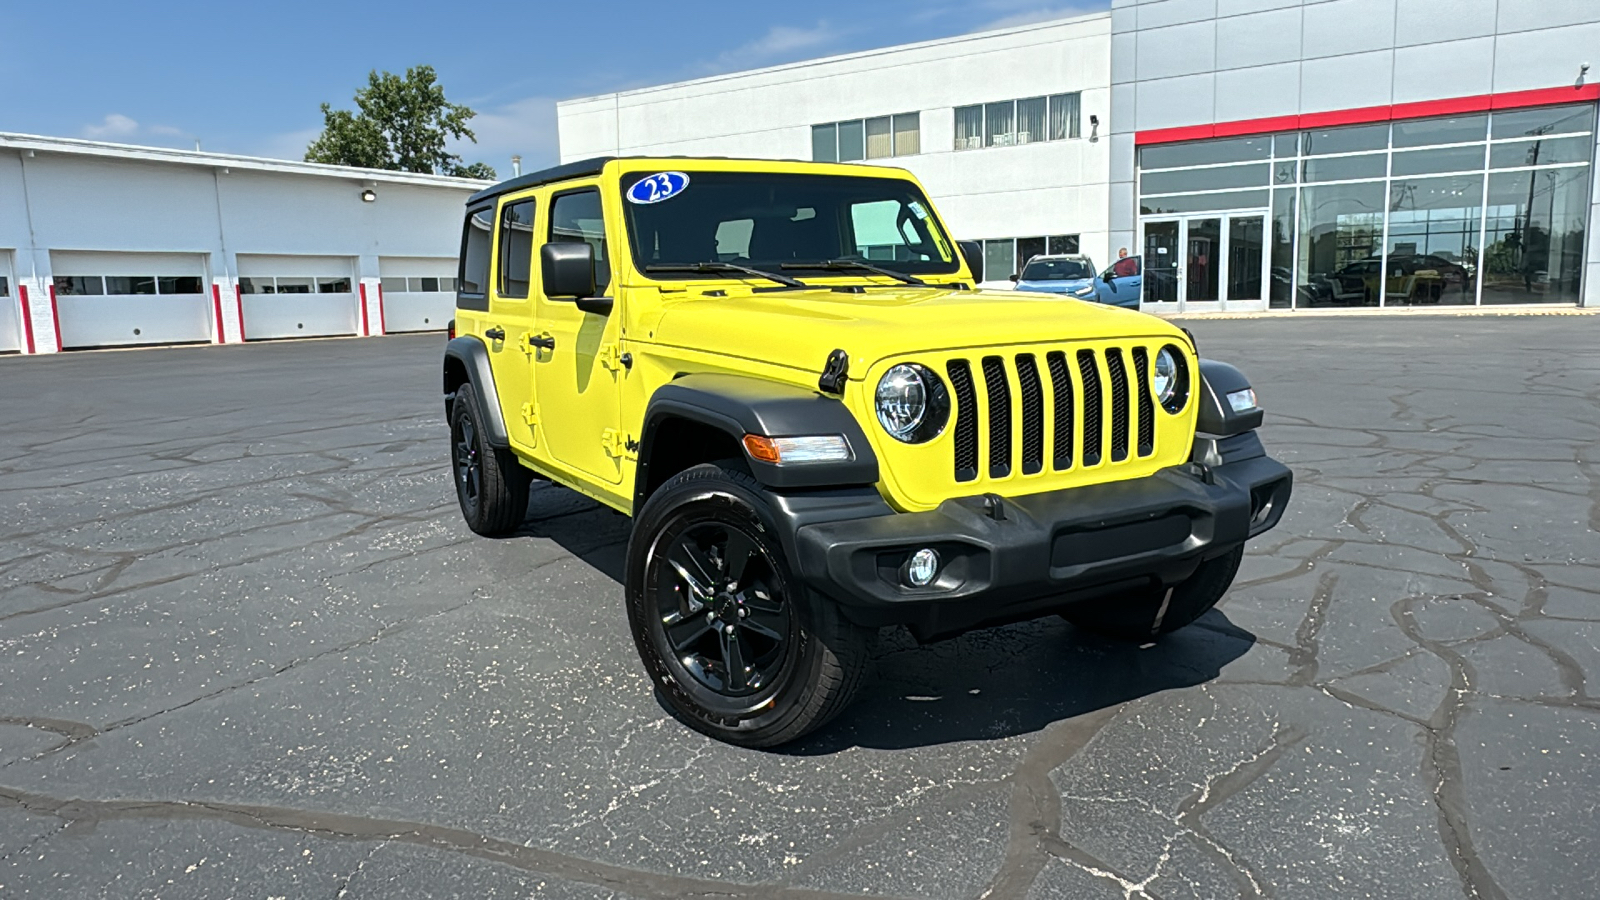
[1011,255,1098,297]
[1075,256,1144,309]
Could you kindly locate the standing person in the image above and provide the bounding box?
[1112,247,1139,278]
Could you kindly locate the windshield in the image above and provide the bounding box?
[1020,259,1093,281]
[621,171,960,279]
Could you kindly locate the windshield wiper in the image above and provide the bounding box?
[780,259,926,286]
[645,262,808,289]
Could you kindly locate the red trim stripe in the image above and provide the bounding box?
[17,283,35,354]
[1136,84,1600,146]
[374,282,386,335]
[211,283,226,344]
[358,282,371,336]
[47,284,62,352]
[235,284,245,342]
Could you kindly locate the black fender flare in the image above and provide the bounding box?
[443,336,510,448]
[1195,359,1265,437]
[637,373,880,508]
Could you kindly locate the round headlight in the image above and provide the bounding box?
[1153,348,1177,404]
[1152,345,1190,413]
[876,364,950,443]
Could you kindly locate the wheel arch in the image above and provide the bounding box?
[443,336,510,448]
[635,374,879,510]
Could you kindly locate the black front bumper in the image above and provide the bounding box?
[772,433,1292,640]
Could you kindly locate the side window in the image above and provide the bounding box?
[459,206,494,309]
[850,199,935,262]
[549,189,610,294]
[498,199,536,298]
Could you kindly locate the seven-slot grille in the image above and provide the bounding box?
[946,345,1159,483]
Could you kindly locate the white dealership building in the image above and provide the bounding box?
[0,135,482,354]
[560,0,1600,313]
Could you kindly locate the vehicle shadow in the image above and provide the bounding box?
[518,485,1256,753]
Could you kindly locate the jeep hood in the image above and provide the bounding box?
[641,286,1179,378]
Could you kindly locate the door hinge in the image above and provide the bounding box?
[602,428,638,460]
[597,345,632,372]
[520,402,538,426]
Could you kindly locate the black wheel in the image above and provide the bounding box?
[1062,546,1244,641]
[626,462,869,747]
[449,381,531,536]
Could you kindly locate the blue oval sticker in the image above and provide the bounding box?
[626,171,690,205]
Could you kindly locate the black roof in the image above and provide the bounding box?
[467,156,615,205]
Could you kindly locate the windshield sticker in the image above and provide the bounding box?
[908,201,929,220]
[627,172,690,205]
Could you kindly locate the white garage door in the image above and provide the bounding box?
[237,255,358,340]
[51,251,212,349]
[378,257,457,333]
[0,251,20,353]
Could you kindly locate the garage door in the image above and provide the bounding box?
[0,251,19,353]
[237,255,358,340]
[51,251,212,349]
[378,257,456,333]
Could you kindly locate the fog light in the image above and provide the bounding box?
[1227,388,1257,413]
[904,548,940,587]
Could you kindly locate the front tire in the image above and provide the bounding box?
[449,382,531,536]
[625,462,869,747]
[1062,546,1244,641]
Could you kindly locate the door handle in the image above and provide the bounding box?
[484,326,506,342]
[527,333,556,351]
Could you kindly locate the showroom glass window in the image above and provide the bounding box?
[1135,103,1596,308]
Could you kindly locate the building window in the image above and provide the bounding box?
[0,276,8,297]
[977,234,1083,280]
[1137,103,1596,309]
[55,274,203,296]
[814,114,921,161]
[237,275,352,295]
[955,92,1085,151]
[383,276,456,293]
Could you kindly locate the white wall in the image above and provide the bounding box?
[1107,0,1600,304]
[0,145,481,349]
[558,15,1115,267]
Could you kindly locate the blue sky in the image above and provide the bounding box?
[6,0,1107,174]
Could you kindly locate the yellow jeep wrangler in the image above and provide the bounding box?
[443,157,1291,746]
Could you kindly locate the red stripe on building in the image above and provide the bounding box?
[1136,83,1600,146]
[211,283,226,344]
[47,284,62,352]
[234,284,245,342]
[17,284,35,354]
[358,282,371,336]
[375,282,386,334]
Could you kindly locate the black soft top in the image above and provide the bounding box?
[467,156,616,206]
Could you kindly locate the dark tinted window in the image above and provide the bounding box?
[104,276,157,295]
[1392,114,1487,148]
[1491,103,1597,140]
[276,277,313,294]
[1301,154,1387,182]
[1047,234,1079,254]
[317,277,352,293]
[1021,258,1093,280]
[239,277,269,295]
[54,276,104,296]
[1303,124,1389,155]
[812,123,837,162]
[0,276,8,297]
[1139,136,1271,169]
[550,190,610,293]
[459,207,494,298]
[498,199,535,298]
[158,276,204,295]
[1490,135,1594,168]
[1141,163,1269,195]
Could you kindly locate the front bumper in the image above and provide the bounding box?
[776,433,1291,640]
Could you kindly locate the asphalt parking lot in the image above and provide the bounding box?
[1,315,1597,899]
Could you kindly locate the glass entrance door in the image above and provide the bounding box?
[1142,221,1180,304]
[1139,213,1269,311]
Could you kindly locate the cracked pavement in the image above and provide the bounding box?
[0,317,1596,898]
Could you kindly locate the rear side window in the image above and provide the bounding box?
[458,206,494,310]
[549,190,610,294]
[498,199,536,299]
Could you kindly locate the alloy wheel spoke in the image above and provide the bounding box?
[739,613,785,642]
[722,529,759,584]
[719,626,747,692]
[668,617,714,652]
[667,558,713,602]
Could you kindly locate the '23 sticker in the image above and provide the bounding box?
[626,172,690,204]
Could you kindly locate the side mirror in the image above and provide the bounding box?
[1009,273,1020,283]
[1102,271,1115,284]
[956,240,983,281]
[541,242,597,299]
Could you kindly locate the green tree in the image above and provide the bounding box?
[306,65,496,179]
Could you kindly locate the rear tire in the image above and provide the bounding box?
[626,461,869,747]
[449,381,531,536]
[1063,546,1244,641]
